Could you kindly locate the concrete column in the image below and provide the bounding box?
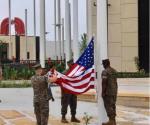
[87,0,93,42]
[56,0,61,60]
[73,0,79,62]
[40,0,46,68]
[95,0,108,124]
[65,0,71,68]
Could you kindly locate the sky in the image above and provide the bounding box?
[0,0,87,41]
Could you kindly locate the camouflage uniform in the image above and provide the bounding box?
[31,75,49,125]
[61,89,77,117]
[102,67,118,119]
[61,69,77,117]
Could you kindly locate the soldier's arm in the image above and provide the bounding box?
[101,71,108,97]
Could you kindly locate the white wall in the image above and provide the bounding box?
[45,41,56,60]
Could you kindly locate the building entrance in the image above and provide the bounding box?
[0,41,8,63]
[138,0,149,73]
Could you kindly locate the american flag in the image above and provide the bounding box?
[55,38,95,94]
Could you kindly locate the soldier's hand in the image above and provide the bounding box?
[51,97,55,102]
[49,74,58,83]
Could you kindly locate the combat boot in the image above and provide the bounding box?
[102,118,116,125]
[61,116,69,123]
[71,116,80,123]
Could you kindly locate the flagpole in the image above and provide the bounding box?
[87,0,93,42]
[33,0,36,60]
[65,0,71,68]
[62,18,65,60]
[73,0,79,62]
[25,9,28,60]
[96,0,108,124]
[56,0,61,60]
[8,0,12,59]
[33,0,36,36]
[40,0,46,68]
[54,0,57,60]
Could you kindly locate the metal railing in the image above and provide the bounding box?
[0,59,65,69]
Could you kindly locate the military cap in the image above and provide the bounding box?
[102,59,110,65]
[32,63,42,69]
[67,59,74,64]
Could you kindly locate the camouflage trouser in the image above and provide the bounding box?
[61,94,77,116]
[34,101,49,125]
[103,95,117,119]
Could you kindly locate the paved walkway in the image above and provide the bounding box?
[0,107,149,125]
[0,87,149,125]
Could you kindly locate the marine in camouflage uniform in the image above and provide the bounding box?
[61,59,80,123]
[101,59,118,125]
[31,64,50,125]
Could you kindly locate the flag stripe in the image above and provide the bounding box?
[62,82,94,94]
[57,67,94,80]
[60,72,94,85]
[61,85,94,95]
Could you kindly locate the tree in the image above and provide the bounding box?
[79,33,87,55]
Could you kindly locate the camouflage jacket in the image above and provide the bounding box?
[31,75,49,102]
[101,67,118,96]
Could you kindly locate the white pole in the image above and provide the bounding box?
[40,0,46,68]
[87,0,93,42]
[65,0,71,68]
[68,3,72,59]
[56,0,61,60]
[96,0,108,124]
[62,18,65,60]
[25,9,28,60]
[54,0,57,60]
[33,0,36,61]
[73,0,79,62]
[33,0,36,36]
[8,0,12,59]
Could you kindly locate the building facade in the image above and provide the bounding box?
[0,35,39,61]
[87,0,149,72]
[0,35,58,61]
[0,0,149,72]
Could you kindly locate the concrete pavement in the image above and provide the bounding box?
[0,87,149,125]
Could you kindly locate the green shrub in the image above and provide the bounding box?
[10,68,18,80]
[2,61,66,80]
[115,72,149,78]
[3,65,11,79]
[55,62,65,73]
[45,60,65,73]
[0,82,31,88]
[2,64,35,80]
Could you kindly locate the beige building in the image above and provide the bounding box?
[0,35,38,61]
[0,35,58,61]
[87,0,149,72]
